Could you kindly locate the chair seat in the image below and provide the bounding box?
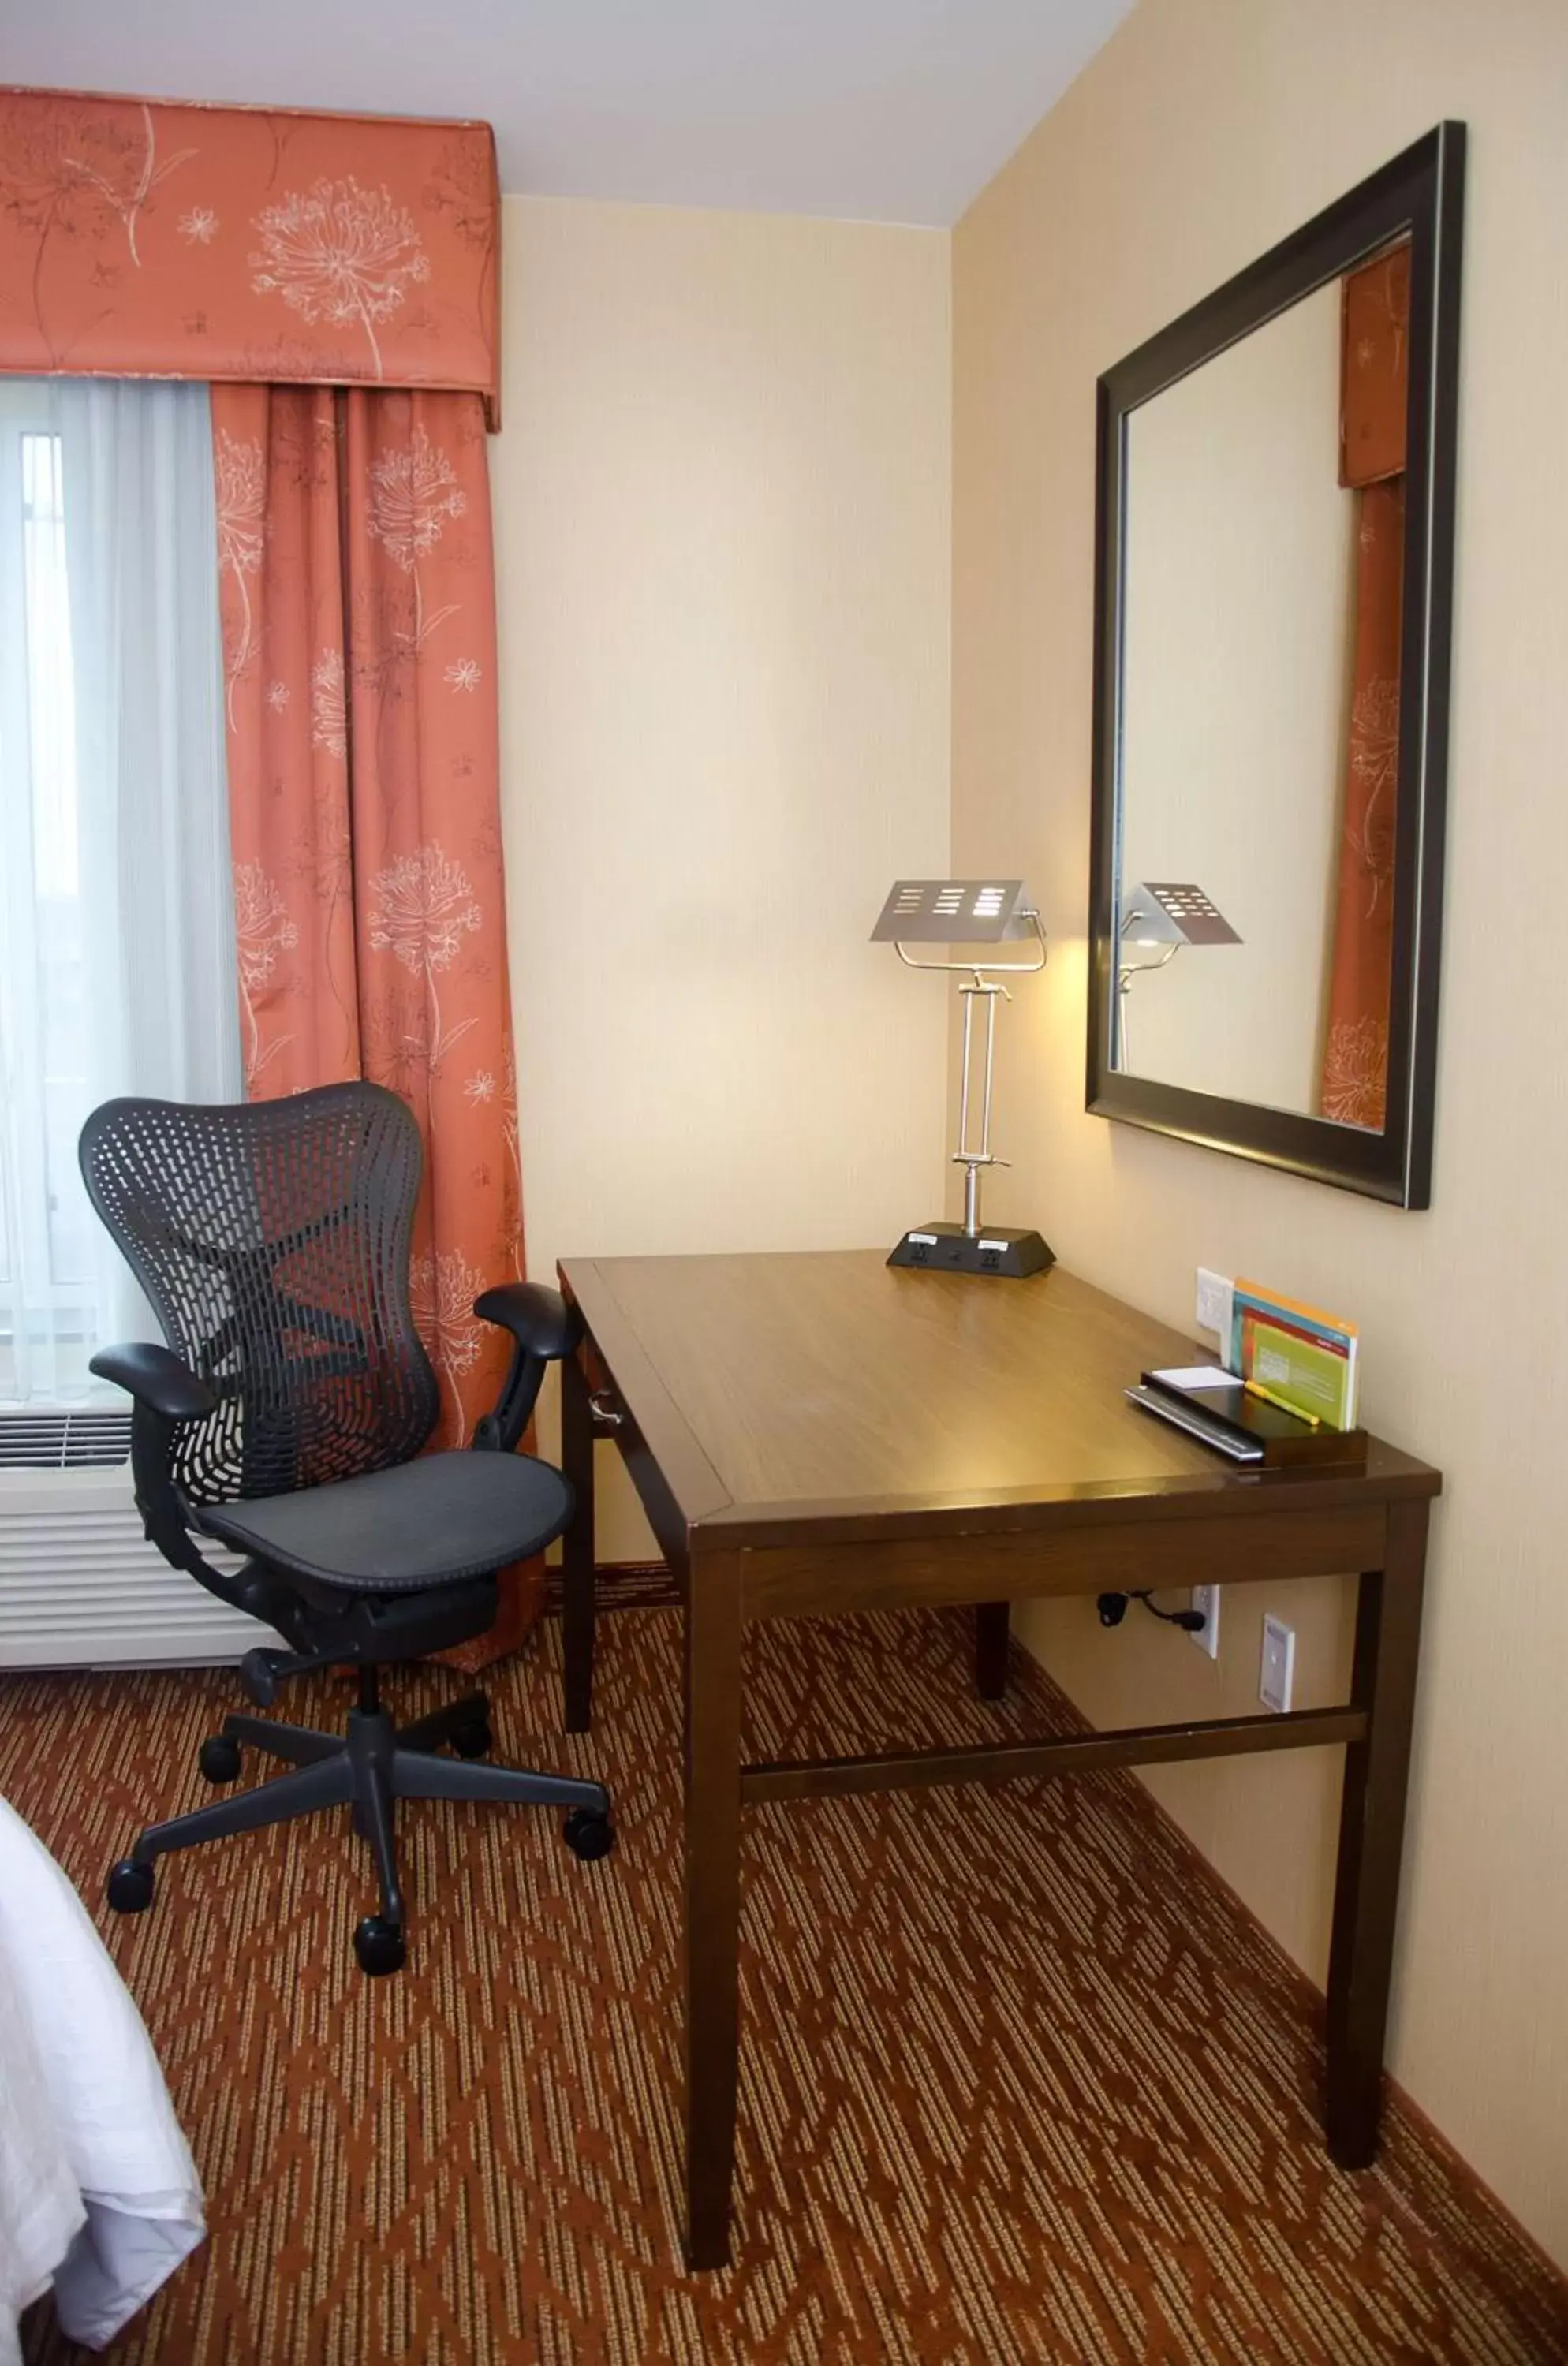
[194,1452,572,1593]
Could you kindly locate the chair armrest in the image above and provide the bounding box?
[474,1284,583,1363]
[90,1342,218,1422]
[88,1345,261,1610]
[471,1286,583,1454]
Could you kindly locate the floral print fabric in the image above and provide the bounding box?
[212,383,521,1452]
[0,87,499,421]
[1320,248,1409,1132]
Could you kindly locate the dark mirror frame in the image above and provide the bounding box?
[1086,123,1465,1208]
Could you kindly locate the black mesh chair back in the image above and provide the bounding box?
[79,1083,440,1506]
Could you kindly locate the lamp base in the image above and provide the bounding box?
[887,1222,1054,1279]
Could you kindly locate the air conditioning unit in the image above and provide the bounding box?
[0,1410,282,1670]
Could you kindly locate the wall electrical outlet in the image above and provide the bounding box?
[1260,1614,1296,1714]
[1195,1267,1234,1356]
[1189,1583,1220,1659]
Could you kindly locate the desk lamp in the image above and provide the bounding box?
[1116,881,1240,1067]
[872,879,1053,1278]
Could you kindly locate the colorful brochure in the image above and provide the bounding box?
[1229,1279,1358,1431]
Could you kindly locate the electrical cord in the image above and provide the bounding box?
[1096,1588,1207,1634]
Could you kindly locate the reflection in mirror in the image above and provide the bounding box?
[1114,241,1409,1133]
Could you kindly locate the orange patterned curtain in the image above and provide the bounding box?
[0,87,499,420]
[212,383,521,1457]
[1320,244,1409,1130]
[2,86,528,1657]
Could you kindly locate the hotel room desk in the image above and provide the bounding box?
[554,1250,1439,2271]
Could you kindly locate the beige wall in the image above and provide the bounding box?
[492,196,952,1552]
[954,0,1568,2267]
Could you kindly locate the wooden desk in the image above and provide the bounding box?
[555,1250,1439,2271]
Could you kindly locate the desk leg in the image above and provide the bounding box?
[560,1346,596,1733]
[1324,1499,1428,2168]
[975,1601,1010,1700]
[683,1546,743,2271]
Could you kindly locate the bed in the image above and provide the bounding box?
[0,1796,204,2361]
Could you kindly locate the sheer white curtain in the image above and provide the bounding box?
[0,379,240,1404]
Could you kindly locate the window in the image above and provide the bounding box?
[0,380,240,1405]
[0,409,93,1397]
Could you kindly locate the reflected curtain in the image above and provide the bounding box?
[1320,245,1409,1129]
[210,382,524,1458]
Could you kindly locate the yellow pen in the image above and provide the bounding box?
[1244,1377,1319,1426]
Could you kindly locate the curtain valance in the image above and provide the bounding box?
[0,88,501,425]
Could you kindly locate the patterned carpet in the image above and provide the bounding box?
[4,1599,1566,2366]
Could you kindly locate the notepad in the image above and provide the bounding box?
[1129,1360,1367,1470]
[1144,1366,1319,1441]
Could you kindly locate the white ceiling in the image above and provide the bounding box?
[5,0,1133,228]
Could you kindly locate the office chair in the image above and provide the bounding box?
[78,1082,613,1976]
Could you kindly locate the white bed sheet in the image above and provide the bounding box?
[0,1797,204,2360]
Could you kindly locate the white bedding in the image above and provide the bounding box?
[0,1797,204,2361]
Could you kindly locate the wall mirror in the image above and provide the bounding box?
[1087,125,1465,1206]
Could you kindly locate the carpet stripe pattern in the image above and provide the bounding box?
[2,1603,1564,2364]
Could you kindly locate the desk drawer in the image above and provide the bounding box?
[737,1502,1391,1620]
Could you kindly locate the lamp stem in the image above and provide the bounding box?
[957,983,975,1167]
[962,1160,982,1237]
[956,978,1002,1239]
[978,980,997,1151]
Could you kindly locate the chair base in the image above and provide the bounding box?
[106,1676,613,1972]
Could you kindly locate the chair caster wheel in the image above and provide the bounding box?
[450,1715,492,1760]
[562,1808,615,1863]
[353,1915,406,1976]
[198,1735,242,1784]
[106,1859,155,1914]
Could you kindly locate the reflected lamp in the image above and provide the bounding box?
[1116,881,1240,1067]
